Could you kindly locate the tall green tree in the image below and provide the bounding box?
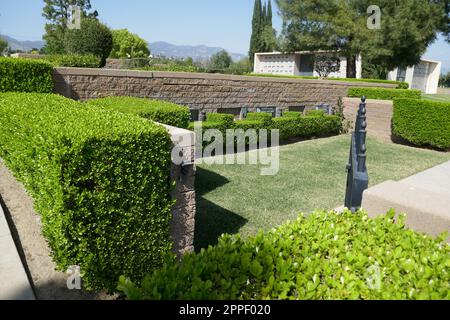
[276,0,448,77]
[209,50,232,70]
[249,0,263,65]
[249,0,277,66]
[42,0,98,54]
[0,38,8,55]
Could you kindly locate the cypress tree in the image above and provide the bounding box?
[249,0,263,65]
[267,0,273,28]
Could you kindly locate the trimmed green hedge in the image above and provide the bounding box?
[273,115,342,141]
[348,87,421,100]
[306,110,326,117]
[392,98,450,150]
[118,209,449,300]
[246,112,273,125]
[88,96,190,129]
[43,54,102,68]
[0,93,174,291]
[0,58,54,93]
[282,111,302,118]
[206,113,235,127]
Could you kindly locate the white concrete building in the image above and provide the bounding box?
[253,51,362,79]
[387,59,441,94]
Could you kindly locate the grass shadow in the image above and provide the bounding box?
[194,167,247,251]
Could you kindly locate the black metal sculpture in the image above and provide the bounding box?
[345,96,369,212]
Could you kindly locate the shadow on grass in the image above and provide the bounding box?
[194,167,247,251]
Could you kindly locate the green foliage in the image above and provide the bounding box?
[277,0,447,73]
[439,72,450,87]
[0,58,54,93]
[250,0,276,65]
[0,93,174,291]
[0,37,8,53]
[206,113,235,127]
[393,98,450,150]
[273,115,341,140]
[314,54,341,78]
[209,50,232,70]
[118,209,450,300]
[43,54,101,68]
[348,87,421,100]
[64,18,113,67]
[88,96,190,129]
[42,0,97,54]
[246,112,273,125]
[306,110,326,117]
[282,111,302,118]
[110,29,150,59]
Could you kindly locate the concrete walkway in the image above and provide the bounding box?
[362,161,450,240]
[0,203,35,300]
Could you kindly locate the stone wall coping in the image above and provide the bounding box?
[54,67,397,88]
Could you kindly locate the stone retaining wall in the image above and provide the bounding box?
[53,68,397,114]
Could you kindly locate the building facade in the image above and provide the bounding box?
[387,59,441,94]
[253,51,362,79]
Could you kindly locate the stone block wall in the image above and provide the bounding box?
[53,68,397,114]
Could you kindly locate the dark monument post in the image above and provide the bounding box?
[345,96,369,212]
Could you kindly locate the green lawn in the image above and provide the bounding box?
[422,94,450,103]
[195,135,450,250]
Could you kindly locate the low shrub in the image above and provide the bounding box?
[246,112,273,125]
[272,115,341,141]
[206,113,235,127]
[43,54,102,68]
[392,98,450,150]
[282,111,302,118]
[0,93,174,291]
[88,96,190,129]
[0,57,53,93]
[118,209,449,300]
[348,87,421,100]
[306,110,326,117]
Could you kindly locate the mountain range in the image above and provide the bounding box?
[0,35,246,61]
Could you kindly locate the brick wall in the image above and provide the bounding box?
[53,68,396,114]
[343,97,394,141]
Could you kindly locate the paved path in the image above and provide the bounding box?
[362,161,450,240]
[0,203,35,300]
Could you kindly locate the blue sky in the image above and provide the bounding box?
[0,0,449,72]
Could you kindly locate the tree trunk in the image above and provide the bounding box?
[346,55,357,78]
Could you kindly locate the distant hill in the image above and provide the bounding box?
[0,35,45,52]
[149,41,246,62]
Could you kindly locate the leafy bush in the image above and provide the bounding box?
[282,111,302,118]
[306,110,326,117]
[247,74,408,89]
[0,92,174,291]
[110,29,150,59]
[348,87,421,100]
[392,98,450,150]
[43,54,102,68]
[273,115,342,141]
[88,96,190,129]
[118,209,449,300]
[0,58,53,93]
[64,18,113,67]
[206,113,235,127]
[246,112,273,125]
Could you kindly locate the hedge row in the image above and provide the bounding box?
[348,87,421,100]
[248,73,409,89]
[88,96,191,129]
[0,58,54,93]
[0,93,174,291]
[118,209,450,300]
[43,54,102,68]
[189,112,342,143]
[392,98,450,150]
